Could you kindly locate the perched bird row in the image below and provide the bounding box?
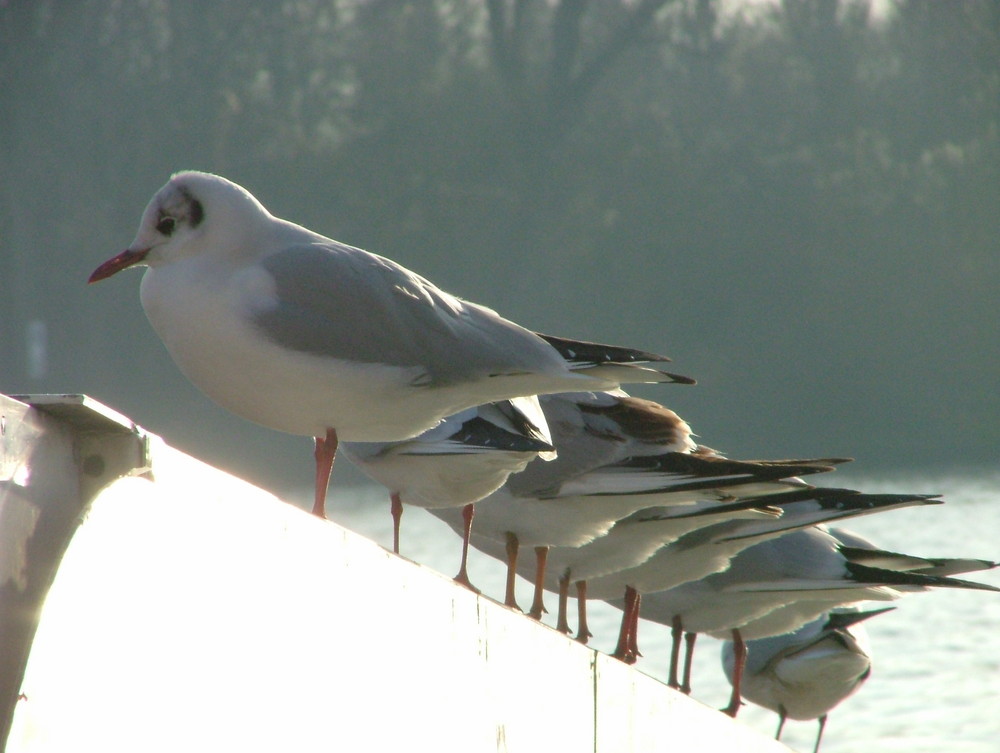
[91,172,999,752]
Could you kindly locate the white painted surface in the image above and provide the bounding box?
[4,395,791,753]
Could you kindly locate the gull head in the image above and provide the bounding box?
[89,171,272,283]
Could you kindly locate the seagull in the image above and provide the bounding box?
[432,494,783,627]
[341,396,556,588]
[585,487,938,665]
[694,525,999,645]
[469,450,836,615]
[715,531,998,731]
[89,172,693,518]
[721,607,892,753]
[634,523,1000,715]
[431,391,840,616]
[433,485,905,637]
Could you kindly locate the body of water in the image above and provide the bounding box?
[300,468,999,753]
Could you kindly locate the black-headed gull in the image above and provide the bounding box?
[569,487,936,659]
[89,172,692,517]
[722,607,892,753]
[433,486,919,640]
[433,495,782,623]
[749,529,999,639]
[341,396,555,588]
[719,531,998,740]
[432,391,840,616]
[634,524,999,715]
[475,451,833,617]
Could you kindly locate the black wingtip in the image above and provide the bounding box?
[535,332,674,364]
[824,606,896,631]
[533,332,698,385]
[450,416,555,454]
[667,372,698,386]
[845,562,1000,592]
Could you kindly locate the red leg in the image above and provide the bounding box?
[627,591,642,662]
[680,632,697,694]
[528,546,549,620]
[312,428,338,518]
[390,492,403,554]
[575,580,593,644]
[612,586,640,663]
[453,504,480,593]
[503,532,521,610]
[556,573,571,634]
[668,615,683,688]
[722,629,745,717]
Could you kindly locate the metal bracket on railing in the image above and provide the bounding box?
[0,394,156,750]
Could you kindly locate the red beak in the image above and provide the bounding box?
[88,248,150,283]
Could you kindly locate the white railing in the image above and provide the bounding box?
[1,394,790,752]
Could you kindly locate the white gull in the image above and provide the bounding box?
[721,607,892,753]
[89,172,692,517]
[341,396,555,588]
[634,523,999,714]
[433,391,839,614]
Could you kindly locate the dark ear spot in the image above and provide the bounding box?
[189,198,204,228]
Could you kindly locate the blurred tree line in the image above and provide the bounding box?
[1,0,998,491]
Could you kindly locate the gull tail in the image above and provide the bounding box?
[536,332,696,386]
[844,562,1000,593]
[837,547,999,578]
[714,489,943,542]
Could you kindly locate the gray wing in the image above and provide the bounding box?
[252,242,564,384]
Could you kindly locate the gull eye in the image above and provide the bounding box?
[156,216,176,236]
